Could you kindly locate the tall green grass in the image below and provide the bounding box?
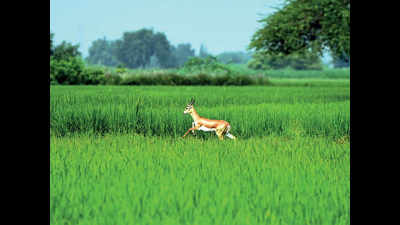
[50,81,350,225]
[50,83,349,139]
[51,134,349,225]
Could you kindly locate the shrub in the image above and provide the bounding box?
[192,74,212,85]
[212,74,231,85]
[50,57,85,84]
[120,76,140,85]
[247,58,270,70]
[80,67,105,85]
[224,75,255,86]
[183,56,232,75]
[168,73,191,85]
[49,57,272,86]
[247,51,323,70]
[102,72,122,85]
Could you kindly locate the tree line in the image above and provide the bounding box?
[86,29,196,69]
[83,27,330,71]
[50,31,260,85]
[85,29,256,69]
[50,0,349,84]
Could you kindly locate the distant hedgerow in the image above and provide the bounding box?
[120,73,271,86]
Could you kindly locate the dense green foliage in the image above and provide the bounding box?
[86,37,120,67]
[52,41,81,61]
[50,57,85,85]
[247,51,323,70]
[86,30,197,69]
[182,56,232,75]
[249,0,350,65]
[332,53,350,68]
[171,43,196,67]
[51,52,348,85]
[50,34,94,85]
[113,29,173,68]
[120,73,271,86]
[50,33,121,85]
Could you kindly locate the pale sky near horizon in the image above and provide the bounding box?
[50,0,285,57]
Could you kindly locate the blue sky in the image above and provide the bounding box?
[50,0,285,57]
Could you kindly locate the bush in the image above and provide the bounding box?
[247,58,270,70]
[118,72,270,86]
[191,73,212,85]
[121,73,191,86]
[183,56,232,75]
[212,74,231,85]
[79,67,105,85]
[49,55,272,86]
[102,72,122,85]
[248,51,323,70]
[168,73,191,85]
[120,76,141,85]
[50,57,85,84]
[50,57,111,85]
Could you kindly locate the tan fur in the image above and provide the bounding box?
[183,101,236,140]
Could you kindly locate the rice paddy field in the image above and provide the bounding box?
[50,78,350,225]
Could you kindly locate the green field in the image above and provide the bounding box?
[50,79,350,225]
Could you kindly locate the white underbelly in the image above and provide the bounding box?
[198,126,216,132]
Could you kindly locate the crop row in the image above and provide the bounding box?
[51,134,350,225]
[50,85,349,139]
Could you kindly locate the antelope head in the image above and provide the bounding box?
[184,98,195,114]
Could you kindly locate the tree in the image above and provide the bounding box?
[247,52,271,70]
[50,56,85,84]
[114,28,175,69]
[86,37,120,67]
[199,44,210,58]
[172,43,196,67]
[147,55,161,68]
[248,50,323,70]
[288,50,323,70]
[50,37,88,85]
[183,56,232,75]
[249,0,350,59]
[152,32,175,68]
[331,52,350,68]
[52,41,81,61]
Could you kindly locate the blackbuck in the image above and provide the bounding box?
[182,98,236,140]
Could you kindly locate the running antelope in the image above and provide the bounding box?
[182,98,236,140]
